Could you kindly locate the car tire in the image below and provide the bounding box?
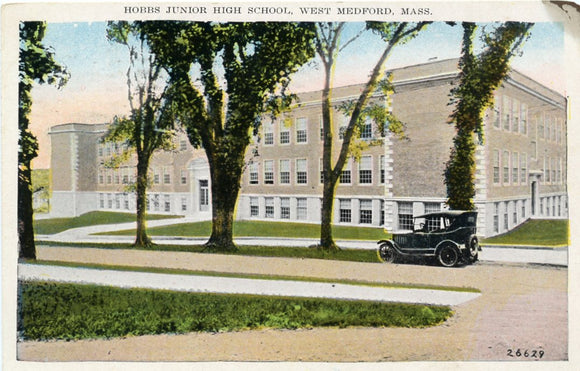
[377,242,397,263]
[466,234,479,263]
[438,244,459,267]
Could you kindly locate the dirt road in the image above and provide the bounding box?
[17,246,568,362]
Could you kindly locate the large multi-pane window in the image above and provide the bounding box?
[264,160,274,185]
[154,169,160,184]
[538,114,545,139]
[181,197,187,212]
[520,153,527,184]
[279,159,290,184]
[545,156,550,182]
[296,118,307,143]
[280,126,290,144]
[493,150,500,184]
[296,159,307,184]
[99,193,105,208]
[280,197,290,219]
[319,158,324,184]
[181,170,187,185]
[520,103,527,134]
[503,151,510,184]
[340,159,351,184]
[513,201,518,225]
[339,199,352,223]
[502,95,511,130]
[249,162,258,184]
[163,168,171,184]
[380,155,385,184]
[199,180,209,211]
[296,198,307,220]
[424,202,441,230]
[359,199,373,224]
[250,197,259,217]
[512,98,520,133]
[359,156,372,184]
[503,202,509,230]
[264,122,274,145]
[164,195,171,212]
[265,197,274,218]
[319,115,324,141]
[360,118,372,140]
[512,152,518,184]
[398,202,413,230]
[494,202,499,233]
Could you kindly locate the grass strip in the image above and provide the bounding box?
[18,280,453,341]
[482,219,568,247]
[97,219,391,241]
[36,241,379,263]
[29,260,480,293]
[34,211,182,235]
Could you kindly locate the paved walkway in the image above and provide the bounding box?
[36,218,568,266]
[18,263,480,306]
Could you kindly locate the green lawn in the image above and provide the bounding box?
[19,281,452,340]
[101,219,391,241]
[34,211,182,235]
[36,241,380,263]
[482,219,569,246]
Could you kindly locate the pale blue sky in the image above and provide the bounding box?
[29,21,565,168]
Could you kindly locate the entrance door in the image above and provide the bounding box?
[531,181,537,216]
[199,179,209,211]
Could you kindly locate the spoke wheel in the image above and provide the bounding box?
[438,244,459,267]
[467,235,479,263]
[378,243,397,263]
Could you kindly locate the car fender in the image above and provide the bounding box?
[377,239,403,254]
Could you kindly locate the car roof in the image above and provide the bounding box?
[414,210,477,219]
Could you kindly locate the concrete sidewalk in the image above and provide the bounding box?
[18,263,481,306]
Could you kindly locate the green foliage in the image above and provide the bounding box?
[18,281,452,340]
[482,219,568,246]
[33,211,180,235]
[445,22,532,210]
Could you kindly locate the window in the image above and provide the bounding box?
[181,170,187,185]
[181,197,187,212]
[296,198,307,220]
[107,171,112,184]
[557,157,562,184]
[545,156,550,182]
[319,115,324,141]
[99,194,104,208]
[124,194,129,210]
[503,202,508,231]
[522,200,526,219]
[280,126,290,144]
[398,202,413,230]
[552,158,556,184]
[154,169,160,184]
[520,153,527,184]
[502,95,511,131]
[557,119,562,144]
[425,203,441,230]
[538,114,544,139]
[199,180,209,211]
[340,158,351,184]
[114,172,120,184]
[264,160,274,185]
[98,145,104,157]
[279,159,290,184]
[339,114,348,140]
[513,201,518,224]
[122,168,129,184]
[296,118,307,143]
[164,195,171,212]
[164,168,171,184]
[339,199,352,223]
[359,199,373,224]
[99,171,104,184]
[264,122,274,145]
[512,98,520,133]
[492,100,500,128]
[249,162,258,184]
[545,116,551,140]
[108,194,113,209]
[380,200,385,226]
[494,202,499,233]
[380,155,385,184]
[296,159,307,184]
[115,194,121,209]
[179,139,188,151]
[359,156,372,184]
[250,197,259,217]
[360,118,372,140]
[319,158,324,184]
[520,103,527,134]
[503,151,510,184]
[265,197,274,218]
[280,197,290,219]
[493,150,500,184]
[512,152,518,184]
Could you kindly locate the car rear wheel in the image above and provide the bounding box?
[467,235,479,263]
[377,242,397,263]
[438,244,459,267]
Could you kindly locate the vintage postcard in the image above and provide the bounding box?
[2,0,579,369]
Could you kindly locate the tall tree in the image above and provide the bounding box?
[140,22,316,251]
[104,21,178,247]
[445,22,532,210]
[316,22,428,250]
[18,22,69,259]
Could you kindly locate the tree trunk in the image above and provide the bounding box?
[204,154,241,252]
[320,179,339,250]
[18,166,36,260]
[134,156,152,247]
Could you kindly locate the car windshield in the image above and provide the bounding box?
[413,216,455,232]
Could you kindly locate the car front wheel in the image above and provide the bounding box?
[378,243,397,263]
[438,244,459,267]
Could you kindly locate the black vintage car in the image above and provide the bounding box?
[377,210,481,267]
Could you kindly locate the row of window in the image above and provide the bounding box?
[98,137,190,157]
[492,95,564,144]
[492,199,528,234]
[249,155,385,186]
[261,115,375,146]
[98,168,189,186]
[492,150,528,185]
[249,197,384,225]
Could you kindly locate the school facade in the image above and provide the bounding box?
[48,59,567,237]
